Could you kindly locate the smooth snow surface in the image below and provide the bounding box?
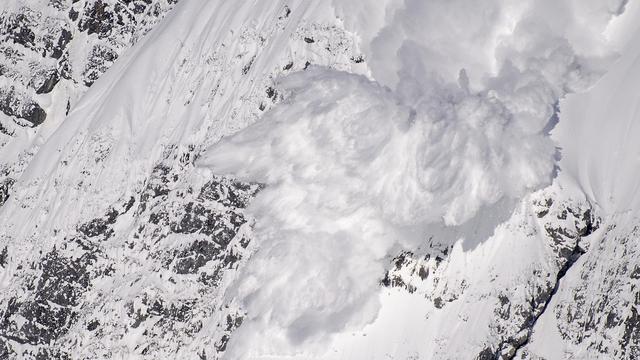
[556,1,640,216]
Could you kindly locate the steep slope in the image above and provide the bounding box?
[194,1,630,358]
[0,0,638,359]
[0,0,178,129]
[0,1,366,358]
[0,0,179,212]
[524,4,640,358]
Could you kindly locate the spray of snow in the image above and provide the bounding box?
[198,0,627,357]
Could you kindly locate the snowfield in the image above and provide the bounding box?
[0,0,639,359]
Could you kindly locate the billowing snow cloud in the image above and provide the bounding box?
[198,0,627,357]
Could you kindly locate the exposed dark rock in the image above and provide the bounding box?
[35,70,60,94]
[350,55,364,63]
[418,266,429,280]
[86,319,100,331]
[279,5,291,19]
[68,8,79,21]
[381,251,420,293]
[215,314,243,353]
[35,347,70,360]
[0,247,7,268]
[172,202,242,240]
[6,13,36,48]
[620,299,640,356]
[126,295,196,330]
[78,218,111,238]
[266,86,277,100]
[242,55,256,75]
[534,198,553,218]
[78,1,114,38]
[174,240,220,274]
[476,347,496,360]
[198,177,262,209]
[381,243,449,295]
[0,178,15,207]
[53,29,73,59]
[0,0,178,127]
[0,122,13,136]
[0,338,12,359]
[35,250,94,307]
[0,248,97,348]
[83,44,119,86]
[0,88,47,126]
[18,301,77,345]
[433,297,444,309]
[504,204,599,359]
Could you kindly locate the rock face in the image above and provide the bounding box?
[522,214,640,360]
[0,169,255,359]
[378,186,601,360]
[0,1,638,359]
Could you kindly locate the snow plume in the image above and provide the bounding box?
[200,71,406,357]
[199,1,626,357]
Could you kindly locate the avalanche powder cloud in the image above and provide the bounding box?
[198,0,627,357]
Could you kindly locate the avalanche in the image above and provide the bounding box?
[0,0,638,359]
[199,0,630,357]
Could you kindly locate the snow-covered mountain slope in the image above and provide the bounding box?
[0,1,366,358]
[523,4,640,358]
[0,0,178,129]
[0,0,638,359]
[0,0,179,214]
[555,3,640,218]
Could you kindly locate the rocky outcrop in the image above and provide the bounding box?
[541,220,640,359]
[381,190,601,360]
[0,0,178,128]
[0,0,179,214]
[0,149,260,358]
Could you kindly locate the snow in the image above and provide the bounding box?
[1,0,638,358]
[337,0,626,91]
[525,2,640,356]
[211,182,588,359]
[196,0,629,357]
[1,0,371,358]
[197,64,561,356]
[555,0,640,216]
